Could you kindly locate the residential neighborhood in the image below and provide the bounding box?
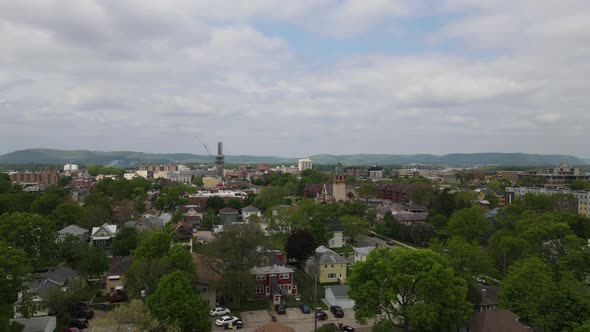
[2,156,590,332]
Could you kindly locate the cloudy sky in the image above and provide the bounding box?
[0,0,589,157]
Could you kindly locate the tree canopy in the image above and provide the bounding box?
[348,248,472,332]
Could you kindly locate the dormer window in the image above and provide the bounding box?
[261,256,270,267]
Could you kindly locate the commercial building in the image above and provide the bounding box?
[9,170,59,187]
[297,158,312,172]
[506,186,588,217]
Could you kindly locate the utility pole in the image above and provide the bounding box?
[313,257,318,332]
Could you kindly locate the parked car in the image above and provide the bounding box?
[330,305,344,318]
[316,309,328,321]
[223,319,243,329]
[274,304,287,315]
[68,318,88,329]
[368,232,375,237]
[215,316,239,327]
[340,325,355,332]
[385,240,394,246]
[209,307,231,316]
[72,308,94,319]
[109,292,128,303]
[475,276,488,285]
[299,303,312,314]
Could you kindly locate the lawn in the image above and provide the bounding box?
[229,297,270,317]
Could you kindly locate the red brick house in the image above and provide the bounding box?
[250,250,296,305]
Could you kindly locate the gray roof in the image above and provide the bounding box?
[58,224,89,236]
[317,249,348,264]
[328,285,350,298]
[242,205,261,213]
[393,213,429,222]
[353,247,375,256]
[37,266,79,285]
[11,316,56,332]
[328,220,345,232]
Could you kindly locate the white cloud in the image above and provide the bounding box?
[0,0,589,156]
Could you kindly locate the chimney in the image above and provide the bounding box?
[481,288,487,305]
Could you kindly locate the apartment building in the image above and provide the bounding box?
[298,158,312,172]
[9,170,59,187]
[506,186,589,217]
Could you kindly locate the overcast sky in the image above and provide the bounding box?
[0,1,589,158]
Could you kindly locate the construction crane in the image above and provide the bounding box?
[194,135,215,163]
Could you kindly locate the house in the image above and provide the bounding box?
[325,285,355,309]
[242,205,262,222]
[392,212,429,225]
[254,321,296,332]
[91,223,118,255]
[328,220,345,248]
[306,246,348,284]
[124,216,164,233]
[251,250,296,305]
[353,247,375,263]
[171,221,194,251]
[180,204,204,227]
[102,256,133,296]
[192,254,221,307]
[11,316,56,332]
[57,225,89,243]
[14,267,80,317]
[478,200,491,209]
[218,207,239,223]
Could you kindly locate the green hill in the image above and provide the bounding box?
[0,149,585,166]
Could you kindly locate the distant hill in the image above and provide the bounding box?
[307,153,587,167]
[0,149,585,167]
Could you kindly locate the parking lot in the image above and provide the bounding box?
[210,307,371,332]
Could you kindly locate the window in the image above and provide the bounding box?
[325,265,328,268]
[331,264,334,268]
[279,273,289,279]
[338,273,342,278]
[256,274,266,280]
[327,273,336,279]
[255,285,264,294]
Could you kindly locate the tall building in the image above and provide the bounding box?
[215,142,224,180]
[333,163,347,202]
[298,158,312,172]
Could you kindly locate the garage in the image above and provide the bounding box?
[324,285,355,309]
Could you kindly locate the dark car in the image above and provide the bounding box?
[61,328,81,332]
[385,240,394,246]
[109,292,129,303]
[299,303,311,314]
[224,319,243,329]
[68,318,88,329]
[330,305,344,318]
[72,308,94,319]
[316,309,328,321]
[274,304,287,314]
[368,232,375,237]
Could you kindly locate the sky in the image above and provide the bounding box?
[0,0,589,158]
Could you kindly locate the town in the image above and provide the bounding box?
[1,143,590,332]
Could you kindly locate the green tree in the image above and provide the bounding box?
[125,257,170,297]
[446,206,491,244]
[191,176,204,186]
[340,215,369,244]
[112,227,140,257]
[147,271,211,332]
[0,213,57,268]
[165,245,196,278]
[226,197,243,210]
[348,248,472,332]
[46,278,94,326]
[253,186,290,211]
[0,242,32,326]
[134,232,172,259]
[285,229,318,267]
[48,203,84,229]
[31,193,62,215]
[430,236,493,280]
[77,245,110,277]
[205,224,268,306]
[487,230,531,275]
[205,196,225,211]
[571,179,590,190]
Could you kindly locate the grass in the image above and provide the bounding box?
[229,298,271,317]
[332,244,355,257]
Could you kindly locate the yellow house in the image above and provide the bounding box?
[102,256,133,296]
[306,246,348,284]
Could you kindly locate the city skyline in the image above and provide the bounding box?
[1,1,589,156]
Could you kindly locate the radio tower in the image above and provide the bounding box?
[215,142,224,181]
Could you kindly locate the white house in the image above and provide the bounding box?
[241,205,262,222]
[14,267,79,318]
[91,223,118,255]
[328,220,345,248]
[353,247,375,263]
[325,285,355,309]
[57,225,89,243]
